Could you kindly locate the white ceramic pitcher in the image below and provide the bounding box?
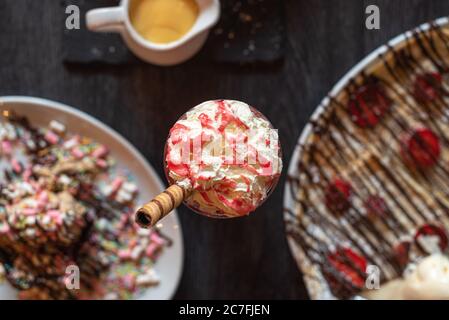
[86,0,220,66]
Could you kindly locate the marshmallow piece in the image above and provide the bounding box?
[136,269,160,286]
[150,232,165,246]
[131,245,144,260]
[49,120,66,134]
[138,228,151,237]
[7,214,15,225]
[122,275,136,290]
[1,140,12,155]
[116,189,133,204]
[71,147,85,159]
[92,145,108,158]
[58,175,72,186]
[23,198,38,208]
[118,249,131,260]
[122,182,138,194]
[25,228,37,237]
[20,182,34,195]
[41,215,51,226]
[5,123,17,140]
[0,125,6,140]
[11,159,22,173]
[23,208,37,216]
[96,159,108,169]
[63,137,79,149]
[26,216,36,226]
[25,139,36,151]
[111,177,123,193]
[145,243,158,258]
[0,223,10,233]
[44,131,59,145]
[96,218,108,231]
[101,185,114,197]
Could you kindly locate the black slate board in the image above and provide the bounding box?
[62,0,285,65]
[62,0,138,64]
[207,0,285,64]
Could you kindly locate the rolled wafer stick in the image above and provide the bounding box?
[135,184,191,228]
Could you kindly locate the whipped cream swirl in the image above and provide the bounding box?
[165,100,282,217]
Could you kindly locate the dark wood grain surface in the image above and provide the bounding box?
[1,0,448,299]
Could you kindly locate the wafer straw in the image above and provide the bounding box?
[135,184,190,228]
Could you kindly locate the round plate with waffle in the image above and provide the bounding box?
[284,17,449,300]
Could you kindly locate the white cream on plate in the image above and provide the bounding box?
[364,254,449,300]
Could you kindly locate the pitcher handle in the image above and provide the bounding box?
[86,7,126,33]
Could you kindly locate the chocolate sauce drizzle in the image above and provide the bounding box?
[285,22,449,299]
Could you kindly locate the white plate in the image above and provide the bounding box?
[283,17,449,300]
[0,96,184,300]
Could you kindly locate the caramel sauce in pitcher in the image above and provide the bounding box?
[130,0,199,44]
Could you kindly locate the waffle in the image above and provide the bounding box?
[0,113,169,299]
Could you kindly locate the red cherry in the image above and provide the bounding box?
[327,248,367,289]
[401,128,441,168]
[325,179,352,215]
[393,241,411,268]
[413,72,442,103]
[414,224,448,253]
[348,83,392,128]
[364,195,388,218]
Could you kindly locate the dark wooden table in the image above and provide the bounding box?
[1,0,448,299]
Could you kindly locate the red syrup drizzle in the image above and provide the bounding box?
[285,24,449,299]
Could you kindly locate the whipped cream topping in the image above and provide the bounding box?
[364,254,449,300]
[165,100,282,217]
